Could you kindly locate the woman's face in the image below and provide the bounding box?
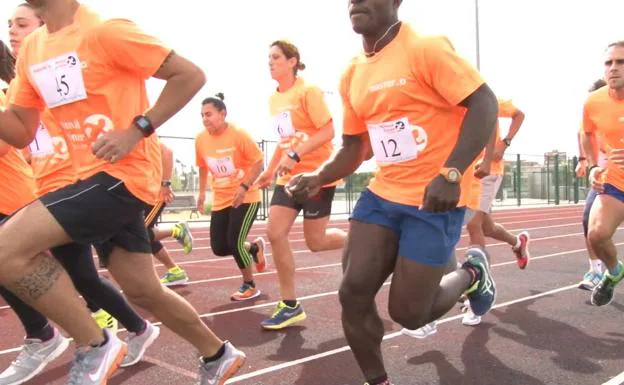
[8,5,41,55]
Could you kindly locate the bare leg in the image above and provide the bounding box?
[0,201,103,346]
[107,248,223,356]
[338,220,398,382]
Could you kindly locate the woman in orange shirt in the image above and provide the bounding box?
[196,94,267,301]
[255,40,347,330]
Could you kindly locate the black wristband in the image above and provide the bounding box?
[287,150,301,163]
[240,183,249,191]
[578,157,587,161]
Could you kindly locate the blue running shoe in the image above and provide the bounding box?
[462,247,496,316]
[261,301,307,330]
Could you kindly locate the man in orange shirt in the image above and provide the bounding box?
[466,99,529,268]
[582,40,624,307]
[0,1,244,383]
[288,1,498,383]
[576,79,607,291]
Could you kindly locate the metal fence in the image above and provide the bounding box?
[158,137,588,223]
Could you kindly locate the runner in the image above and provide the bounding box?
[286,1,498,383]
[0,4,159,383]
[401,148,489,337]
[465,98,530,269]
[0,1,244,383]
[0,88,70,385]
[256,39,347,329]
[576,78,607,291]
[582,40,624,307]
[195,93,267,301]
[97,140,194,286]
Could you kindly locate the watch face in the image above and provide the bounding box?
[448,170,460,182]
[136,117,149,129]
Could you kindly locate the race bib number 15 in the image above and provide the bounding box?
[30,52,87,109]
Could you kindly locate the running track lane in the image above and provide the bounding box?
[2,205,623,384]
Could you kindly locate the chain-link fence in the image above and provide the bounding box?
[158,136,587,223]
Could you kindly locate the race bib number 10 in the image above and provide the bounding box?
[207,156,236,178]
[367,117,426,165]
[30,52,87,109]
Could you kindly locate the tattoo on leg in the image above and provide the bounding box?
[7,254,63,302]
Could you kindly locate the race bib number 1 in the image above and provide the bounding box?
[30,52,87,109]
[29,124,54,157]
[368,117,426,164]
[207,156,236,178]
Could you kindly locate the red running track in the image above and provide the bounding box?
[1,205,624,385]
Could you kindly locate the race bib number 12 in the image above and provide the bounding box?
[30,52,87,109]
[368,117,426,164]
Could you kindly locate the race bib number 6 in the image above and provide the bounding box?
[367,117,427,164]
[30,52,87,109]
[274,111,296,139]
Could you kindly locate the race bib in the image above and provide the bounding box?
[29,124,55,157]
[367,117,427,164]
[207,156,236,178]
[30,52,87,109]
[274,111,295,138]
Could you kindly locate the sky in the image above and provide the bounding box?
[1,0,623,171]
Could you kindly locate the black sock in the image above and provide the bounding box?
[367,375,389,385]
[283,299,297,308]
[249,243,259,256]
[29,324,55,342]
[202,343,226,363]
[244,280,255,288]
[91,330,109,348]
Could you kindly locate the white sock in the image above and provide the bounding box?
[590,259,603,274]
[513,236,521,249]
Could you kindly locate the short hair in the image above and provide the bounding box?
[588,79,607,92]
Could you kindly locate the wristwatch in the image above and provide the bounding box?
[161,180,172,187]
[287,150,301,163]
[439,167,462,184]
[133,115,155,137]
[502,138,512,146]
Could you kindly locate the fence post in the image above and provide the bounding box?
[573,156,579,204]
[516,154,521,206]
[554,153,560,205]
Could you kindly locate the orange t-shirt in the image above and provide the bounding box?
[0,91,37,215]
[583,87,624,190]
[269,77,337,186]
[340,23,485,207]
[195,124,264,211]
[10,5,166,205]
[7,80,76,197]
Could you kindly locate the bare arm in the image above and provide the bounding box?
[317,133,370,185]
[160,142,174,181]
[294,120,334,158]
[445,83,498,173]
[146,51,206,130]
[242,160,264,187]
[0,106,40,148]
[503,109,525,142]
[581,132,599,166]
[198,166,209,195]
